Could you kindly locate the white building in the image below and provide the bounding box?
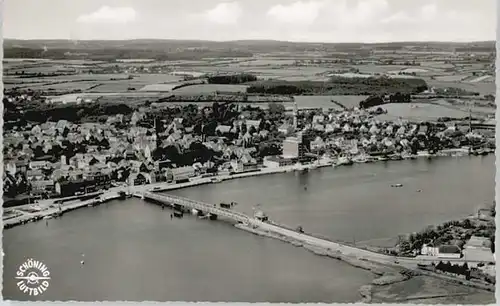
[421,243,439,256]
[263,156,293,169]
[170,166,195,182]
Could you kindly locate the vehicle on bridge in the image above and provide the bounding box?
[220,202,231,209]
[254,210,268,222]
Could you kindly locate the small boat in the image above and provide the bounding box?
[391,154,403,161]
[391,183,403,188]
[173,210,184,218]
[479,150,489,156]
[211,177,223,183]
[337,156,354,166]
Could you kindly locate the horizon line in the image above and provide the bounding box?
[4,37,495,45]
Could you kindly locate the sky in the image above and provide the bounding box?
[3,0,497,42]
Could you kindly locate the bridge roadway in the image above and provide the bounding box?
[142,192,488,268]
[143,192,251,224]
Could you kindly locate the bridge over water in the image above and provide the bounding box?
[142,192,251,224]
[140,192,489,269]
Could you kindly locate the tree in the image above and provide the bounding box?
[268,102,286,118]
[461,218,473,229]
[240,123,247,135]
[399,240,411,253]
[436,261,444,271]
[461,262,469,274]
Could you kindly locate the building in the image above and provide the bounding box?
[5,161,16,176]
[29,160,50,170]
[263,156,294,168]
[463,236,494,263]
[477,208,494,221]
[246,120,261,130]
[282,132,310,160]
[421,243,439,256]
[170,166,195,182]
[30,180,55,196]
[128,173,151,186]
[437,245,462,259]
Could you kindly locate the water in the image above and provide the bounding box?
[3,155,495,301]
[171,156,495,243]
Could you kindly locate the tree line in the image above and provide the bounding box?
[4,47,253,61]
[208,73,257,84]
[247,77,428,96]
[359,92,411,109]
[4,101,134,124]
[435,261,471,280]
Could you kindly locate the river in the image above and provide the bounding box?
[3,155,495,302]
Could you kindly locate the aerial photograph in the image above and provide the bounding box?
[2,0,496,303]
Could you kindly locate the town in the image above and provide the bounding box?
[2,38,496,303]
[3,86,495,203]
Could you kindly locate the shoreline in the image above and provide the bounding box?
[234,223,416,303]
[3,150,485,230]
[4,152,494,301]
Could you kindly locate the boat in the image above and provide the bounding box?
[211,177,223,183]
[354,153,369,163]
[337,156,354,166]
[391,183,403,188]
[391,154,403,161]
[173,210,184,218]
[478,149,489,156]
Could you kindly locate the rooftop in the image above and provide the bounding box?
[438,245,461,254]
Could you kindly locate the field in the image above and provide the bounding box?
[4,48,495,116]
[375,103,470,121]
[371,276,495,304]
[425,79,495,96]
[171,84,248,95]
[139,84,179,92]
[293,95,369,109]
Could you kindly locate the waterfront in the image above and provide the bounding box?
[170,155,495,243]
[3,155,495,301]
